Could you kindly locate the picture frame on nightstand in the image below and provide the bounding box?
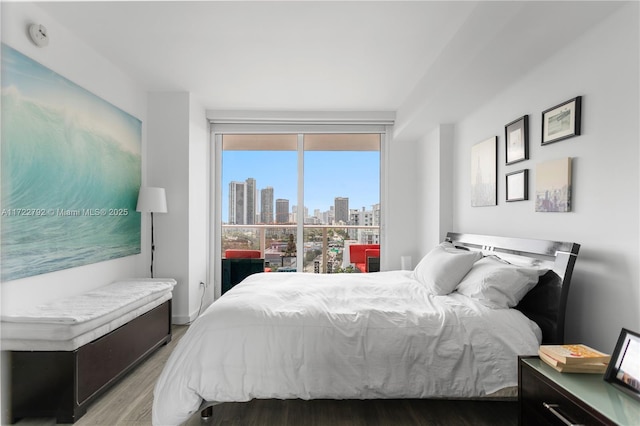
[604,328,640,401]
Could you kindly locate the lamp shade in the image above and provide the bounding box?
[136,187,167,213]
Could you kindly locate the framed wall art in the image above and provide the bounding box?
[471,136,497,207]
[535,157,572,212]
[506,169,528,202]
[1,43,142,281]
[505,115,528,165]
[542,96,582,145]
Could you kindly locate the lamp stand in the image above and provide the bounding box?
[137,186,167,278]
[150,212,155,278]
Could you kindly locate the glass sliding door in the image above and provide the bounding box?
[219,132,380,274]
[221,134,298,271]
[302,134,380,273]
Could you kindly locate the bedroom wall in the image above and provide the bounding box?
[0,3,148,311]
[416,124,454,255]
[188,96,212,315]
[1,2,149,422]
[449,3,639,352]
[385,125,457,274]
[384,134,420,271]
[147,93,190,322]
[147,92,209,324]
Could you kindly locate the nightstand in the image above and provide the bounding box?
[518,356,640,425]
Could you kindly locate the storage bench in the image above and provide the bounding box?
[1,278,176,423]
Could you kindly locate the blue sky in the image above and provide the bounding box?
[222,150,380,222]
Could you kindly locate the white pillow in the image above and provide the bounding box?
[456,256,547,309]
[412,242,483,295]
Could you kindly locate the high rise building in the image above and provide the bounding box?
[245,178,256,225]
[322,210,331,225]
[260,187,274,224]
[228,178,257,224]
[334,197,349,224]
[372,203,381,226]
[350,206,379,244]
[291,205,309,224]
[229,181,246,224]
[350,207,374,227]
[276,199,290,224]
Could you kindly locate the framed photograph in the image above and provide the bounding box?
[506,169,528,202]
[535,157,572,212]
[471,136,497,207]
[505,115,528,164]
[542,96,582,145]
[604,328,640,401]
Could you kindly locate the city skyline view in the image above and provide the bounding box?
[222,150,380,223]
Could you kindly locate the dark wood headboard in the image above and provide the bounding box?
[445,232,580,344]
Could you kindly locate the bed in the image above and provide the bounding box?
[152,233,580,425]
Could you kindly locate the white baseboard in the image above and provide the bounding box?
[171,314,192,325]
[172,301,213,325]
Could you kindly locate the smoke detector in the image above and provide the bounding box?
[29,24,49,47]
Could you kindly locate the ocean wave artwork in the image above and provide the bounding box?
[1,43,141,281]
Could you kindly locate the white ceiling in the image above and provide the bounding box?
[35,1,624,138]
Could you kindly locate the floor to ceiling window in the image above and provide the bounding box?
[221,134,298,270]
[219,133,380,273]
[302,134,380,273]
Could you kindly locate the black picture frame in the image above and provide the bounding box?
[604,328,640,401]
[506,169,528,202]
[505,115,528,164]
[542,96,582,145]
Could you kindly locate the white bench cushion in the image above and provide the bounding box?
[1,278,175,351]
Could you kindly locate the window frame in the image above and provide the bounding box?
[210,121,391,299]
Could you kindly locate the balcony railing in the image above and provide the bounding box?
[221,224,380,273]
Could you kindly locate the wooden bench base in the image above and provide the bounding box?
[9,300,172,423]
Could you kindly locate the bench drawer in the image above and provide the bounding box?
[77,301,171,402]
[10,300,171,423]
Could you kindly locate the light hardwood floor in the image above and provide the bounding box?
[13,324,517,426]
[14,325,191,426]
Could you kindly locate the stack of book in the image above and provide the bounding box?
[538,344,610,373]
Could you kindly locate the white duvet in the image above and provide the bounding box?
[153,271,541,425]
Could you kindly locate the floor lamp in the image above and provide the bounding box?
[136,187,167,278]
